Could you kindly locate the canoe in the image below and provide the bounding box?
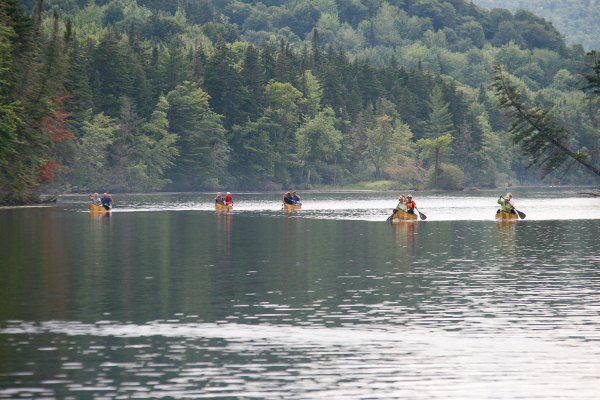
[283,202,302,211]
[215,203,233,212]
[495,210,518,221]
[390,209,418,222]
[89,204,110,212]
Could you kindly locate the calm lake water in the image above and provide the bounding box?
[1,188,599,399]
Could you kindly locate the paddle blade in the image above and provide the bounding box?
[386,209,397,222]
[418,211,427,220]
[516,209,526,219]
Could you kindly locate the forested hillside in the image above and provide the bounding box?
[472,0,600,51]
[1,0,599,204]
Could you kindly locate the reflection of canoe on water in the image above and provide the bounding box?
[89,204,110,213]
[215,203,233,212]
[283,202,302,211]
[390,209,418,222]
[495,210,518,221]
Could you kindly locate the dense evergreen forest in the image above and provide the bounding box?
[472,0,600,51]
[1,0,599,204]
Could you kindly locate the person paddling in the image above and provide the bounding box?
[291,191,302,205]
[396,195,408,212]
[405,194,416,214]
[224,192,233,205]
[390,195,407,216]
[387,194,408,221]
[283,192,295,205]
[215,192,225,205]
[497,192,516,214]
[89,192,102,206]
[101,193,113,210]
[388,193,427,221]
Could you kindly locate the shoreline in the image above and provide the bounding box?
[0,185,595,207]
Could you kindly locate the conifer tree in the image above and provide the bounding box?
[264,81,303,183]
[131,96,179,190]
[0,7,25,203]
[492,65,600,178]
[1,1,74,203]
[203,41,250,128]
[92,30,134,116]
[425,86,455,139]
[583,51,600,97]
[229,117,277,187]
[241,44,265,119]
[70,113,118,190]
[165,81,229,189]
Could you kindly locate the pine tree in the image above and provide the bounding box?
[241,44,265,119]
[70,113,118,190]
[0,8,25,202]
[203,41,250,129]
[425,86,455,139]
[492,65,600,178]
[229,117,277,187]
[165,81,229,189]
[1,1,74,203]
[157,39,193,95]
[130,96,179,190]
[92,30,134,116]
[583,51,600,97]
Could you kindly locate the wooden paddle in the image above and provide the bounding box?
[386,209,398,222]
[513,208,526,219]
[415,207,427,220]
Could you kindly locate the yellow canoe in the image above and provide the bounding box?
[390,209,418,222]
[215,203,233,212]
[89,204,110,212]
[495,210,518,220]
[283,202,302,211]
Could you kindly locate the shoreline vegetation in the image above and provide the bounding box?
[2,185,599,208]
[44,184,600,197]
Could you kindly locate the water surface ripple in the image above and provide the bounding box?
[1,189,599,399]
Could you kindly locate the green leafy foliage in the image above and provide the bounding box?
[473,0,600,51]
[3,0,599,203]
[426,162,464,190]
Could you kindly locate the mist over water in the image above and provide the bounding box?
[1,189,599,398]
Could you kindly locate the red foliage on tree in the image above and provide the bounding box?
[40,161,64,183]
[42,95,74,142]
